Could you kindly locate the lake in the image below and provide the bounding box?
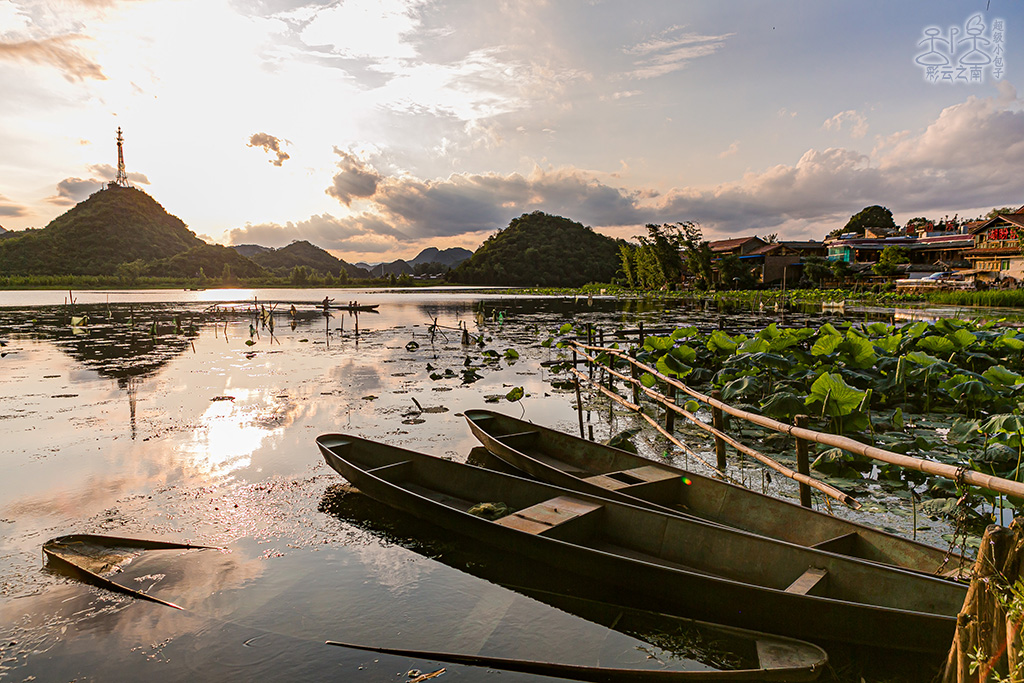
[0,288,952,680]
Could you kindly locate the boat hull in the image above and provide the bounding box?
[317,434,963,653]
[465,409,958,576]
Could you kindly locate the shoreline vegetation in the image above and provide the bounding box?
[6,276,1024,309]
[3,275,1024,307]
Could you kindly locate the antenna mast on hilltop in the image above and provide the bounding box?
[113,127,131,188]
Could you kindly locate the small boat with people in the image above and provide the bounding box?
[316,433,966,652]
[464,410,962,578]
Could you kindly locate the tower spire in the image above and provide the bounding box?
[114,127,131,187]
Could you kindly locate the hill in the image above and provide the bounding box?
[247,240,369,278]
[0,185,205,275]
[449,212,622,286]
[231,244,272,258]
[410,247,472,267]
[144,244,267,279]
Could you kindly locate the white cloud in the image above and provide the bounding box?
[624,25,734,80]
[718,141,739,158]
[822,109,868,139]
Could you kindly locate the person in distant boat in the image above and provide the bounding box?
[322,297,333,310]
[289,304,297,317]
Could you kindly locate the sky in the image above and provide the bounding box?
[0,0,1022,263]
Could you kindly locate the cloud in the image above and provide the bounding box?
[624,25,734,80]
[0,195,28,217]
[228,212,407,251]
[247,133,291,166]
[237,87,1024,252]
[326,149,382,205]
[718,141,739,158]
[48,177,105,205]
[88,164,150,185]
[0,35,105,81]
[822,110,868,138]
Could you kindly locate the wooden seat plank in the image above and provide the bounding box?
[785,567,828,596]
[494,496,602,534]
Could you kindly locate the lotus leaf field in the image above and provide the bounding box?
[550,317,1024,543]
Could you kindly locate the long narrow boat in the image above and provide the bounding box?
[44,532,828,680]
[465,409,961,577]
[317,434,966,652]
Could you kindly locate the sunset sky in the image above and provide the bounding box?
[1,0,1022,263]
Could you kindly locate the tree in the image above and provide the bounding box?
[718,254,757,290]
[290,265,311,285]
[802,256,833,286]
[986,207,1017,220]
[677,222,714,288]
[760,233,779,243]
[871,246,910,277]
[618,244,637,288]
[831,259,852,283]
[828,205,896,239]
[905,217,933,232]
[636,223,685,289]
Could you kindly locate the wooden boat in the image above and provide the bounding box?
[465,409,960,577]
[332,303,379,312]
[317,434,966,652]
[43,534,219,609]
[44,532,827,680]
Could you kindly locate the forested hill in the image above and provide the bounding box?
[0,185,204,275]
[247,240,370,278]
[449,212,622,286]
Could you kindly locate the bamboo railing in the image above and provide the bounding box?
[571,340,1024,501]
[569,345,858,508]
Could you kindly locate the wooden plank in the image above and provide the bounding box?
[620,465,678,483]
[582,474,633,491]
[811,532,858,556]
[493,496,602,535]
[785,567,829,596]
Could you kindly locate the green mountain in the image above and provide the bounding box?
[0,185,205,275]
[145,244,267,279]
[450,212,623,286]
[247,240,370,278]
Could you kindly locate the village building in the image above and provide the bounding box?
[964,206,1024,282]
[707,236,826,286]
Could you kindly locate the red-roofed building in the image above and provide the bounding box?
[708,236,767,256]
[966,206,1024,280]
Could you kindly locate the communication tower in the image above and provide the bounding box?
[112,127,131,188]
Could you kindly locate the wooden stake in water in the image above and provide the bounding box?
[795,414,811,508]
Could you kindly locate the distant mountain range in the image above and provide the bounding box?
[356,247,473,276]
[0,185,474,281]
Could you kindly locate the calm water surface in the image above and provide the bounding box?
[0,289,953,680]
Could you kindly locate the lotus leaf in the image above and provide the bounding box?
[947,329,977,350]
[707,330,738,354]
[721,376,763,401]
[644,335,676,352]
[806,372,866,417]
[811,334,841,357]
[760,391,805,419]
[917,336,956,355]
[737,337,770,354]
[980,414,1024,435]
[983,365,1024,387]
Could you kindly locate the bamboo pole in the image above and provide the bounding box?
[581,342,1024,500]
[570,348,857,508]
[569,367,735,483]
